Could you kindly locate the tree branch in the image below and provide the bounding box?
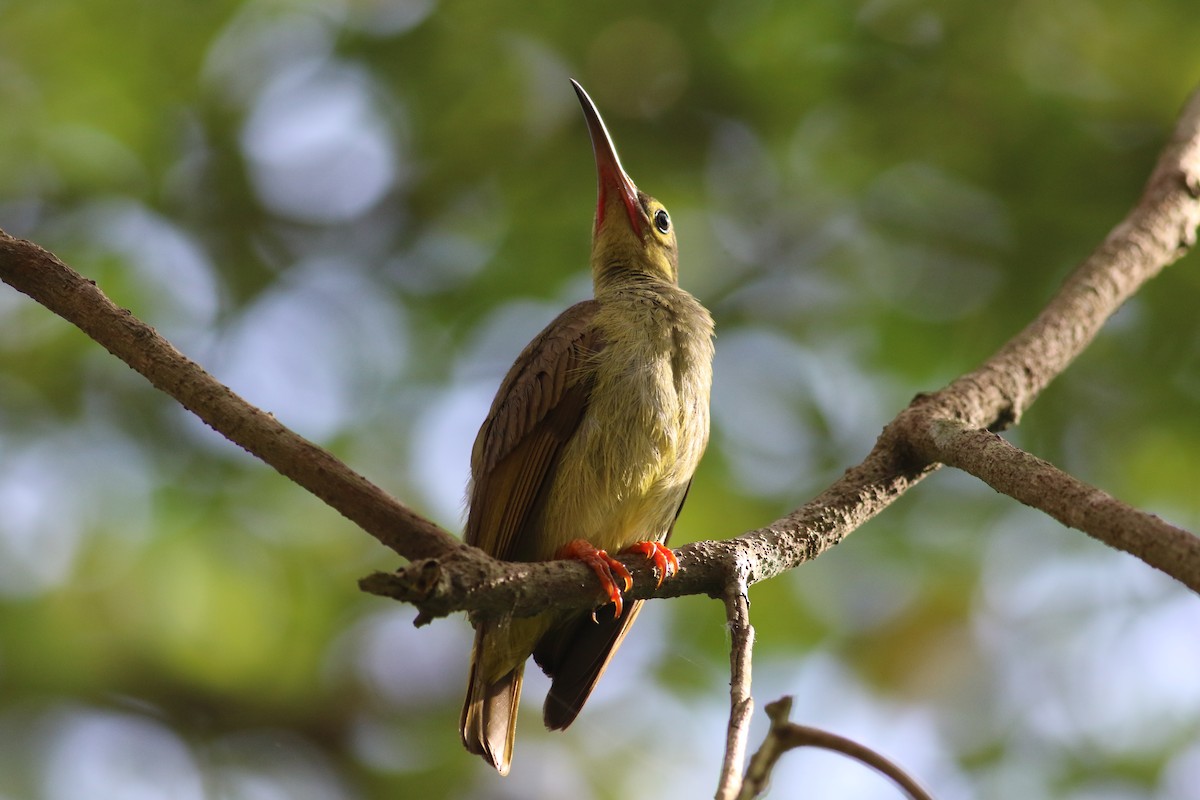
[715,577,756,800]
[2,84,1199,627]
[0,232,459,562]
[927,421,1200,591]
[913,84,1200,432]
[738,697,934,800]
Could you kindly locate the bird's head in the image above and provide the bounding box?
[572,80,679,291]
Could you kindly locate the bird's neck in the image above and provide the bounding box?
[592,269,678,298]
[592,278,715,347]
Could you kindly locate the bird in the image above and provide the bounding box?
[459,79,714,776]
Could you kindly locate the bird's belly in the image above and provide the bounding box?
[533,357,709,557]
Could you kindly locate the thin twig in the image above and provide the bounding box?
[715,577,756,800]
[739,698,934,800]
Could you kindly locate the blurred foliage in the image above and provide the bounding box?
[2,1,1200,798]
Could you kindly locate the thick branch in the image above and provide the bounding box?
[663,87,1200,605]
[360,448,932,624]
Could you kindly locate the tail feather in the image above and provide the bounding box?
[461,630,523,775]
[536,599,645,730]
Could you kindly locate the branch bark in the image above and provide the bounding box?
[0,233,458,562]
[929,421,1200,592]
[1,85,1198,629]
[715,577,756,800]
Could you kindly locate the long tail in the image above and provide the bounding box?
[460,627,523,775]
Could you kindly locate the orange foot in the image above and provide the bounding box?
[557,539,679,619]
[557,539,632,618]
[622,541,679,588]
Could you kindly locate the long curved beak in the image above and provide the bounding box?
[571,79,644,237]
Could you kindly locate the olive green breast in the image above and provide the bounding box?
[531,284,714,557]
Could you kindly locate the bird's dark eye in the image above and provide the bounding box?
[654,208,670,234]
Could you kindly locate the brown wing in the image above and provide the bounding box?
[465,299,602,561]
[461,299,602,773]
[534,479,694,730]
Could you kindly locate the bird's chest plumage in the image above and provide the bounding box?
[539,289,714,553]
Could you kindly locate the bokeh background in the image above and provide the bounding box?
[2,1,1200,798]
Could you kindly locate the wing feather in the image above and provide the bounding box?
[465,300,602,561]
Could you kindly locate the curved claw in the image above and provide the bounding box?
[557,539,633,618]
[621,541,679,588]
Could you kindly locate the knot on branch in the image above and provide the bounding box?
[359,559,447,626]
